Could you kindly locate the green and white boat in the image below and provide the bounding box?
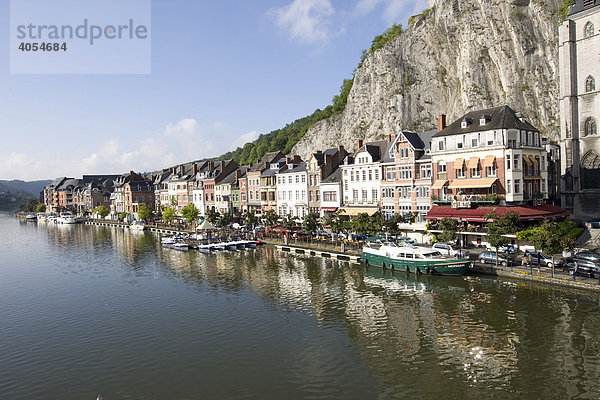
[362,242,471,275]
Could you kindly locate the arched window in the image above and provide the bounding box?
[581,150,600,189]
[585,118,597,136]
[586,75,596,92]
[584,21,594,38]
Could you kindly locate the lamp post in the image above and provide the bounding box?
[457,218,463,258]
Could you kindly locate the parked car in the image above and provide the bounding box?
[432,242,470,258]
[485,243,516,254]
[574,251,600,264]
[524,251,564,268]
[565,259,600,277]
[478,251,514,266]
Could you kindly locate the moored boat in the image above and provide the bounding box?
[362,242,471,275]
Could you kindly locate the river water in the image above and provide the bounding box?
[1,213,600,399]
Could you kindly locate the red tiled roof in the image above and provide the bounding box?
[426,204,569,222]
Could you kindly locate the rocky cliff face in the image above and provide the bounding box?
[293,0,562,158]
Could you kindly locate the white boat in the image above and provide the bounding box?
[362,242,471,275]
[36,213,47,222]
[25,214,37,222]
[129,222,146,230]
[172,242,189,251]
[57,213,77,224]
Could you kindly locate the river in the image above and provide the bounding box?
[1,213,599,399]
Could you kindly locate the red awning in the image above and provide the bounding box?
[425,204,569,222]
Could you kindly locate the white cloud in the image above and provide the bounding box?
[0,119,251,180]
[268,0,335,44]
[229,131,260,151]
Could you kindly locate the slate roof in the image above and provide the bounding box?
[569,0,600,16]
[357,140,389,162]
[433,105,538,137]
[322,166,343,183]
[278,162,307,174]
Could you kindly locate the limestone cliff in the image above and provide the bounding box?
[292,0,562,158]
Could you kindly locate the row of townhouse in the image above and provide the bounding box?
[43,105,565,230]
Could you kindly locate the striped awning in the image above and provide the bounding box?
[340,207,379,216]
[482,155,496,167]
[447,178,498,189]
[522,155,533,166]
[431,180,449,189]
[529,155,539,165]
[467,157,480,169]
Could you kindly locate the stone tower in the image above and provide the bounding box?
[559,0,600,222]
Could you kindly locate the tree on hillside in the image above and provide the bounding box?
[485,210,519,267]
[36,204,46,213]
[162,207,176,224]
[93,205,110,219]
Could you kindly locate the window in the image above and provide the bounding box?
[295,176,299,184]
[350,171,354,181]
[302,175,306,183]
[288,176,292,184]
[506,155,511,169]
[353,190,358,202]
[584,21,594,38]
[471,167,481,178]
[541,156,546,171]
[513,154,520,170]
[487,132,494,146]
[486,165,497,177]
[362,171,366,181]
[324,191,336,202]
[542,179,546,193]
[585,76,596,92]
[585,118,597,136]
[288,190,292,199]
[438,162,446,173]
[362,189,367,202]
[309,191,313,202]
[372,189,378,201]
[309,176,313,186]
[456,166,466,178]
[514,179,520,194]
[471,134,478,147]
[507,180,511,194]
[438,139,445,151]
[375,170,380,180]
[369,170,373,181]
[296,191,300,200]
[457,135,465,149]
[420,165,431,178]
[316,191,320,201]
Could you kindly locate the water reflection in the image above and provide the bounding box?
[7,217,600,399]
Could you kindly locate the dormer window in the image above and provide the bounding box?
[479,114,491,125]
[461,117,472,129]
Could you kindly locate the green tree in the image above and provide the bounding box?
[181,203,199,225]
[137,204,154,222]
[437,217,458,244]
[205,208,220,225]
[303,212,320,234]
[485,210,519,267]
[243,210,258,228]
[93,205,110,219]
[19,198,39,212]
[162,207,176,224]
[118,212,128,221]
[383,213,404,238]
[219,212,232,227]
[36,204,46,213]
[283,214,297,230]
[350,213,379,236]
[262,209,278,227]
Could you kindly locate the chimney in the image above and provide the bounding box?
[338,145,345,153]
[437,114,447,132]
[207,161,214,170]
[171,166,177,174]
[179,165,185,175]
[316,150,322,154]
[235,169,241,180]
[357,139,364,149]
[220,160,225,171]
[192,163,198,175]
[386,134,392,143]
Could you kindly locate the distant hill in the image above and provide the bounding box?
[0,180,51,197]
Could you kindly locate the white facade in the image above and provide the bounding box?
[319,181,341,217]
[341,150,382,208]
[276,166,308,219]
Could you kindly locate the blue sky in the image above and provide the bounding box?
[0,0,428,180]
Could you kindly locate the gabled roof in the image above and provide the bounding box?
[278,162,307,174]
[569,0,599,16]
[433,105,539,137]
[356,140,388,162]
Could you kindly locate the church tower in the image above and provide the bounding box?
[559,0,600,221]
